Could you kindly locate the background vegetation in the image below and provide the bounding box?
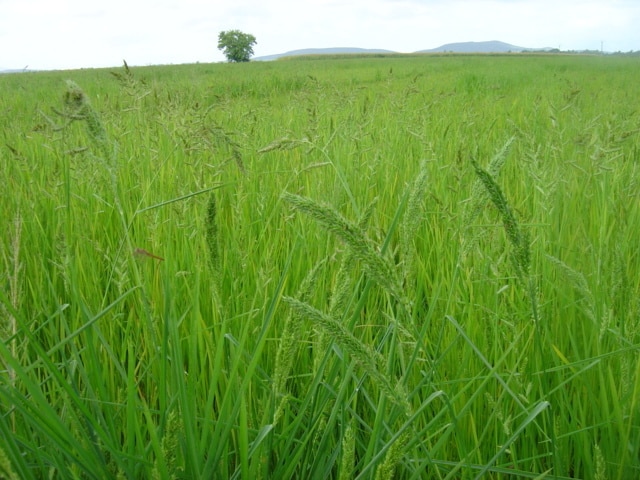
[1,54,639,479]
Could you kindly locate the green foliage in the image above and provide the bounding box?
[1,55,640,479]
[217,29,257,62]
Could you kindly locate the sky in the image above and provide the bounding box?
[1,0,638,71]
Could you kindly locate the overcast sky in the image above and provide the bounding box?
[1,0,638,70]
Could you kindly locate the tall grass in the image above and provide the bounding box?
[1,54,639,478]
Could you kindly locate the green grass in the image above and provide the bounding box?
[1,54,639,478]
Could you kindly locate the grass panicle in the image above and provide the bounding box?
[257,136,311,153]
[461,136,515,259]
[310,197,378,376]
[60,80,115,164]
[283,296,411,413]
[338,421,356,480]
[328,196,378,317]
[470,157,530,282]
[272,259,326,423]
[400,158,429,282]
[373,430,409,480]
[282,192,405,309]
[109,60,151,102]
[546,254,597,324]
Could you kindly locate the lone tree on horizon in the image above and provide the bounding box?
[218,30,257,63]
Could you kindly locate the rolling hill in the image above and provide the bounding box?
[254,41,552,61]
[417,40,551,53]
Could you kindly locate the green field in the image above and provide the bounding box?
[1,54,639,479]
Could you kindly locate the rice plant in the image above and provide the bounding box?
[1,54,639,479]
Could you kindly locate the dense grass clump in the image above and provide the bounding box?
[1,54,640,478]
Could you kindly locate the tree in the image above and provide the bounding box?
[217,30,257,63]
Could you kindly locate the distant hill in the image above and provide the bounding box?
[417,40,552,53]
[255,41,554,61]
[254,47,396,61]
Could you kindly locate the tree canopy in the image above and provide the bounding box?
[217,30,257,63]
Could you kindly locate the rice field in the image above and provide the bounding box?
[1,54,639,479]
